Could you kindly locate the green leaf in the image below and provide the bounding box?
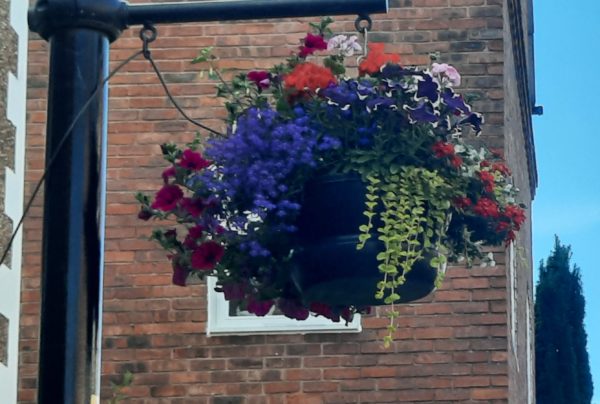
[376,252,388,261]
[383,336,392,348]
[191,47,215,64]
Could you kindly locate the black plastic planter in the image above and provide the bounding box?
[292,174,439,307]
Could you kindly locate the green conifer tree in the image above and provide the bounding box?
[535,237,593,404]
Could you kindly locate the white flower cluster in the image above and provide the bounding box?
[327,34,362,57]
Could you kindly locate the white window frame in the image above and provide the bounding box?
[526,293,534,404]
[206,277,362,336]
[509,241,519,372]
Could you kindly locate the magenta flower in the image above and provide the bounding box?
[161,166,176,183]
[246,298,274,316]
[151,185,183,211]
[221,282,247,301]
[247,70,271,90]
[172,264,187,286]
[179,149,211,171]
[137,209,152,221]
[299,33,327,58]
[181,197,205,217]
[191,241,224,270]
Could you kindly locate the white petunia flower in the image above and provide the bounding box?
[327,34,362,57]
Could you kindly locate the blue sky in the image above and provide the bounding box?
[532,0,599,401]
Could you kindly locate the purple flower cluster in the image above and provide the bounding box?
[205,107,318,226]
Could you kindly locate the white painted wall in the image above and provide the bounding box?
[0,0,28,402]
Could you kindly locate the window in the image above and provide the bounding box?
[206,277,362,336]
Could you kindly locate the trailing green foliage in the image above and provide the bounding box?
[357,167,450,346]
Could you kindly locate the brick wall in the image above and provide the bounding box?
[20,0,534,402]
[503,0,536,401]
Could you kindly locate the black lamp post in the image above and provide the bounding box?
[27,0,388,403]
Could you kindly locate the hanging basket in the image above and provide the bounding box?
[292,173,439,307]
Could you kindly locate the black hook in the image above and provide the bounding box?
[354,15,372,34]
[140,23,157,58]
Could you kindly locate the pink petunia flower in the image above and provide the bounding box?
[431,63,461,86]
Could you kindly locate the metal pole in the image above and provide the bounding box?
[126,0,388,25]
[37,27,109,404]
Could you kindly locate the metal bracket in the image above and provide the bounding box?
[28,0,128,42]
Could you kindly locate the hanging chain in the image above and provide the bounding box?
[139,24,225,137]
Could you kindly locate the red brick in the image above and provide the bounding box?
[360,367,397,378]
[263,382,300,394]
[471,387,509,400]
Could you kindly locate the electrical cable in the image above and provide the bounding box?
[0,50,143,267]
[140,24,225,137]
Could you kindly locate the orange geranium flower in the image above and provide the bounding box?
[358,43,401,76]
[284,62,337,93]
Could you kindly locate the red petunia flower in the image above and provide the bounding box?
[496,221,511,233]
[473,197,500,218]
[181,197,206,217]
[179,149,211,171]
[138,209,152,221]
[188,225,204,239]
[299,33,328,58]
[247,70,271,89]
[191,241,224,270]
[492,162,511,176]
[284,62,337,93]
[432,141,455,158]
[505,230,516,245]
[453,196,472,210]
[162,166,176,183]
[151,184,183,211]
[172,264,187,287]
[478,171,496,193]
[503,204,526,230]
[183,224,204,249]
[246,298,274,316]
[310,302,338,322]
[449,155,463,168]
[221,282,247,301]
[278,299,310,321]
[358,43,401,76]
